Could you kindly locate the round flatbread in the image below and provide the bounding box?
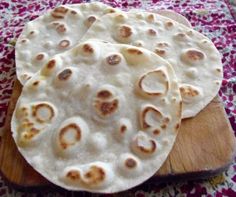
[15,2,193,86]
[12,40,182,193]
[81,11,223,118]
[15,2,119,85]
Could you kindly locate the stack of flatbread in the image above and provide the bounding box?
[12,2,223,193]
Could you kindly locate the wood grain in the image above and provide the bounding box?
[0,80,235,189]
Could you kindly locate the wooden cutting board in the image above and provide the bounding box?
[0,80,235,190]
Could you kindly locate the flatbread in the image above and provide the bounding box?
[12,40,182,193]
[15,2,119,85]
[15,2,192,86]
[81,11,223,118]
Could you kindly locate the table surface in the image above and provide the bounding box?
[0,0,235,196]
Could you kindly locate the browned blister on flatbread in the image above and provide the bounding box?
[84,15,97,27]
[137,68,169,97]
[181,48,205,64]
[59,123,81,150]
[51,6,69,19]
[140,105,165,129]
[15,102,57,145]
[131,132,157,157]
[54,117,89,156]
[179,84,203,104]
[106,54,122,66]
[92,85,122,119]
[81,165,106,187]
[62,162,114,189]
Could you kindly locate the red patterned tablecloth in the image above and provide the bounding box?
[0,0,235,196]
